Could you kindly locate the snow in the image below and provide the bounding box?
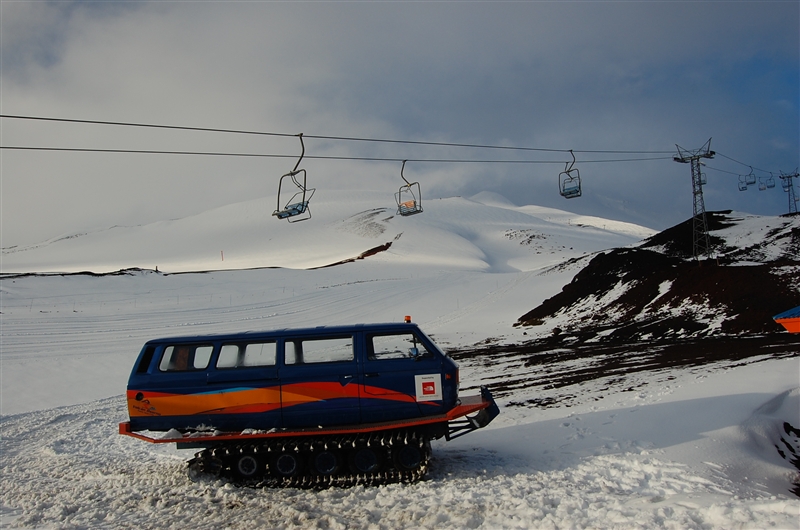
[1,192,798,528]
[711,212,798,263]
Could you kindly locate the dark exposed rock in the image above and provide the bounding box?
[517,212,799,341]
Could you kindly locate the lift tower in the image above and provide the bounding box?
[779,171,798,214]
[674,138,715,260]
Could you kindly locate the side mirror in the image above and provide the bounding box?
[409,347,419,358]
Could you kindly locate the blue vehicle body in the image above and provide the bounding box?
[126,322,460,433]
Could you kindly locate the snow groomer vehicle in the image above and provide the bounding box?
[119,318,499,487]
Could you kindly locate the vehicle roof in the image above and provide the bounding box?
[145,322,423,344]
[774,305,800,320]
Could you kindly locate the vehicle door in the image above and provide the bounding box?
[130,343,215,430]
[278,334,360,428]
[360,331,444,423]
[205,341,281,430]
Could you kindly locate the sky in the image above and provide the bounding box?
[1,0,798,248]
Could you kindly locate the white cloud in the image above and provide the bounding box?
[1,1,797,247]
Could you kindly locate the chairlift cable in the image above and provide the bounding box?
[0,114,296,139]
[0,114,675,155]
[705,163,785,179]
[1,114,782,174]
[715,152,772,175]
[0,145,673,164]
[703,165,740,176]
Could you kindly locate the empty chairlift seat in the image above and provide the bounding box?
[273,133,316,223]
[395,160,423,216]
[559,150,582,199]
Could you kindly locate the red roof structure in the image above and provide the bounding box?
[774,306,800,334]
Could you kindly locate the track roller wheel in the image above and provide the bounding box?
[348,447,382,474]
[392,439,430,472]
[234,452,263,480]
[311,450,341,476]
[271,451,303,479]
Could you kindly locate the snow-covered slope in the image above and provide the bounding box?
[2,359,797,529]
[1,190,653,274]
[0,192,656,416]
[1,194,798,528]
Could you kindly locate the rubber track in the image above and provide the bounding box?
[187,429,432,488]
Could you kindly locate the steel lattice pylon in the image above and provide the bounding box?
[674,138,715,260]
[780,171,798,214]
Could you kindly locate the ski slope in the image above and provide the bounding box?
[1,190,652,274]
[1,192,798,529]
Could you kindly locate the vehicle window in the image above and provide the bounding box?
[217,345,240,368]
[368,333,431,361]
[285,336,353,364]
[135,345,156,374]
[159,345,213,372]
[194,346,213,368]
[217,342,276,368]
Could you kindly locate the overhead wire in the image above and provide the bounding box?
[714,152,773,175]
[705,152,793,184]
[0,114,785,175]
[702,165,741,176]
[0,145,672,164]
[0,114,675,155]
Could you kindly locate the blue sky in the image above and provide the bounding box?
[1,1,798,247]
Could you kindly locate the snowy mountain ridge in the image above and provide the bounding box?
[517,211,800,341]
[1,190,654,274]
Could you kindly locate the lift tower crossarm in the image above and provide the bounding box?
[674,138,715,261]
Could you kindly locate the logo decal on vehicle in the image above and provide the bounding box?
[414,374,442,402]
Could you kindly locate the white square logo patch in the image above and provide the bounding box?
[414,374,442,402]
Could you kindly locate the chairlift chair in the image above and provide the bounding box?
[274,170,316,222]
[745,168,757,186]
[758,178,767,191]
[766,174,776,189]
[738,176,748,191]
[560,173,582,198]
[558,150,582,199]
[272,134,316,223]
[395,160,423,216]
